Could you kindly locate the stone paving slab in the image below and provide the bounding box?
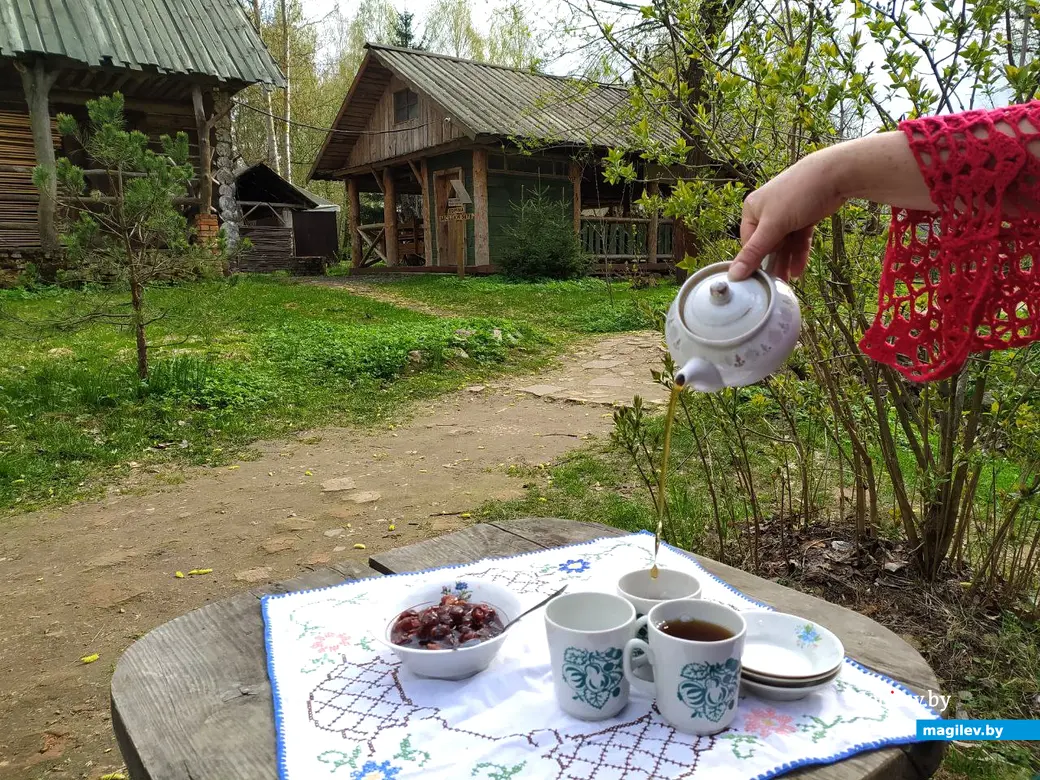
[510,332,669,407]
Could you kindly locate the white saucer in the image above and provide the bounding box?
[741,673,838,701]
[741,611,844,681]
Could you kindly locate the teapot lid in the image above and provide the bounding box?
[679,263,774,345]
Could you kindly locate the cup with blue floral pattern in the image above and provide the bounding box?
[622,598,746,736]
[617,568,702,681]
[544,591,637,720]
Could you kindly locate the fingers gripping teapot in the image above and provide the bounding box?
[665,259,801,392]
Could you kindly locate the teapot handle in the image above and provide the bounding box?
[759,253,775,275]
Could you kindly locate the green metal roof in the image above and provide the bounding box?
[0,0,284,88]
[368,45,645,148]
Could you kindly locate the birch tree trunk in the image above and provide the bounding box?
[279,0,291,183]
[252,0,281,171]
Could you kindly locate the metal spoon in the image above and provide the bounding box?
[501,585,568,632]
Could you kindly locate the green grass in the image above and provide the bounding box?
[0,274,672,515]
[361,276,677,337]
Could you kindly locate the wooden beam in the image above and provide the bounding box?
[237,200,305,209]
[419,159,432,266]
[370,168,384,194]
[382,167,398,266]
[346,177,361,267]
[472,149,490,266]
[358,226,387,266]
[14,59,60,253]
[325,139,486,179]
[191,85,213,216]
[569,161,581,235]
[646,180,659,264]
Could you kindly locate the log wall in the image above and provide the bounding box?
[0,106,59,253]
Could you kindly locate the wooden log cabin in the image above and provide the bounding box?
[232,162,340,275]
[308,44,686,276]
[0,0,284,267]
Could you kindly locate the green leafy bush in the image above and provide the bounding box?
[499,188,590,280]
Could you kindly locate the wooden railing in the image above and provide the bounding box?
[580,216,674,263]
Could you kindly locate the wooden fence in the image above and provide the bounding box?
[580,216,674,265]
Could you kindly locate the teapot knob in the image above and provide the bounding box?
[709,280,731,304]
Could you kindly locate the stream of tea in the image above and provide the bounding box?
[650,383,683,580]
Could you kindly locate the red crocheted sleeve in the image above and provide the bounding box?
[858,101,1040,382]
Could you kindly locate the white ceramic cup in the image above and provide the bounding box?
[544,591,637,720]
[617,568,703,681]
[617,568,703,616]
[623,599,747,735]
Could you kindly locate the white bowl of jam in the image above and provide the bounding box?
[382,578,523,680]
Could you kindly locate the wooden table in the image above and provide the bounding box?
[110,518,946,779]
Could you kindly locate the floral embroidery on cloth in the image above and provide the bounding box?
[861,100,1040,381]
[262,534,940,779]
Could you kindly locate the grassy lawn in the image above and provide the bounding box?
[359,275,678,336]
[0,274,673,515]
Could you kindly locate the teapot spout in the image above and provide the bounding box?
[675,357,725,392]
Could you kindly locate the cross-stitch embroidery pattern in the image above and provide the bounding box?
[263,533,941,779]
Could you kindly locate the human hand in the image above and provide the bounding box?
[728,148,847,282]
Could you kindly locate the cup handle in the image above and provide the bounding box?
[630,615,649,668]
[623,638,655,696]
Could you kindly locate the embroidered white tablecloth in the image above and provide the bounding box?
[261,531,940,780]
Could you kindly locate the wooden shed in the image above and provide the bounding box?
[232,162,339,274]
[308,44,689,276]
[0,0,284,263]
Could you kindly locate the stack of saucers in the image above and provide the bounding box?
[739,611,845,701]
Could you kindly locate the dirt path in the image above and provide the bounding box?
[303,276,461,317]
[0,331,665,780]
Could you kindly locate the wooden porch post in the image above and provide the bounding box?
[569,161,581,234]
[346,177,362,267]
[420,159,433,266]
[472,149,490,266]
[646,180,659,264]
[673,217,690,283]
[382,168,398,266]
[15,60,60,253]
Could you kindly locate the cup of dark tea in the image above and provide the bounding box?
[622,599,746,735]
[617,568,702,680]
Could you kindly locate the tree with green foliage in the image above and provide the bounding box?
[426,0,486,59]
[392,10,428,48]
[563,0,1040,590]
[34,92,222,380]
[487,2,543,70]
[500,187,590,280]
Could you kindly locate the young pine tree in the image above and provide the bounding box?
[33,92,221,380]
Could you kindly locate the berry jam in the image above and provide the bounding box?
[390,594,505,650]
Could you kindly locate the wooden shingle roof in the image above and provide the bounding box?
[309,44,665,180]
[0,0,284,89]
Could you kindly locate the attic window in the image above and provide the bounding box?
[393,89,419,123]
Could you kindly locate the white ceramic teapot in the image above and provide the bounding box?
[664,259,801,392]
